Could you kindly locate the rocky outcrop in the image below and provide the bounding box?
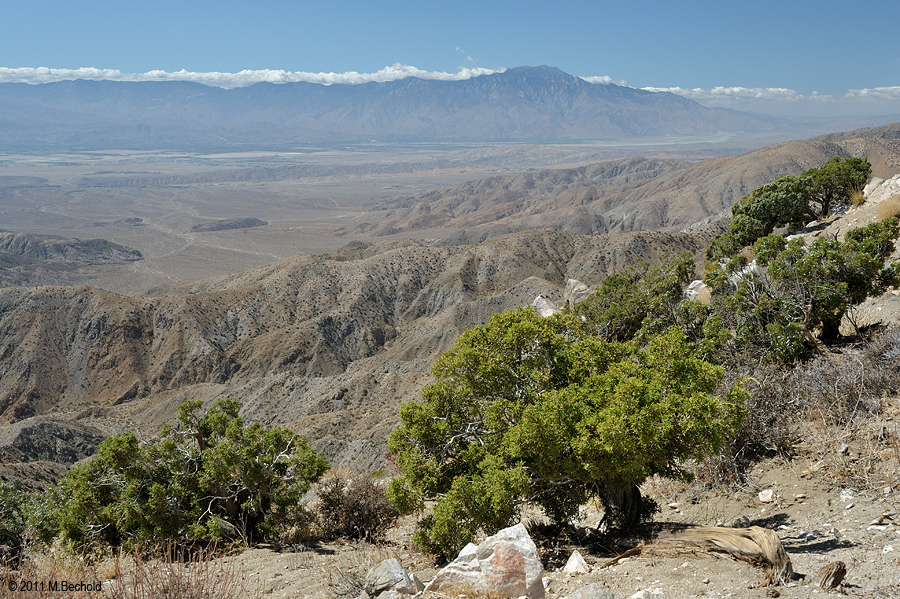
[424,523,545,599]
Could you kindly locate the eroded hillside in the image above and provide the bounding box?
[0,228,715,475]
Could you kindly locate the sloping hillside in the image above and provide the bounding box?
[0,228,713,471]
[339,129,900,243]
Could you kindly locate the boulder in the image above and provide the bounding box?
[563,278,590,309]
[364,558,418,596]
[425,522,545,598]
[532,295,562,317]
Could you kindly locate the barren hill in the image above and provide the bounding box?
[0,231,142,287]
[340,130,900,243]
[0,228,713,472]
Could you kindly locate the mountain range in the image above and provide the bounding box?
[0,66,781,149]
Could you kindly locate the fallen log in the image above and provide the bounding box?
[601,524,794,586]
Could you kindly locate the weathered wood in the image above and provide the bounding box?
[813,561,846,589]
[600,524,794,586]
[655,525,794,586]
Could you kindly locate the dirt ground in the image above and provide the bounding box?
[198,405,900,599]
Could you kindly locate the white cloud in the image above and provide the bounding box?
[634,84,900,117]
[580,75,627,86]
[0,64,505,89]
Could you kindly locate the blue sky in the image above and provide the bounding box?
[2,0,899,116]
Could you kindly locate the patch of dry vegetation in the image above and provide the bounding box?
[877,193,900,219]
[695,328,900,494]
[1,544,260,599]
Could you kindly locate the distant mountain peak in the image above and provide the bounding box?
[0,66,778,149]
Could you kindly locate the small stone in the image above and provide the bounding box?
[845,503,854,510]
[563,549,590,574]
[758,489,775,503]
[702,578,710,584]
[566,583,623,599]
[668,502,679,509]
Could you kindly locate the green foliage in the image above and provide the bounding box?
[49,398,329,549]
[388,308,745,557]
[574,255,694,342]
[0,481,27,536]
[702,218,900,361]
[805,156,872,218]
[708,157,872,260]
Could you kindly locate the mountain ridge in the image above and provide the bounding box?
[0,66,781,149]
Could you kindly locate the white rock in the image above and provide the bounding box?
[563,549,589,574]
[364,558,418,596]
[684,279,708,303]
[532,295,562,317]
[758,489,776,503]
[425,523,545,599]
[563,278,590,309]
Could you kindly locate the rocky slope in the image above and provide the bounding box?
[339,127,900,243]
[0,231,142,287]
[0,228,714,476]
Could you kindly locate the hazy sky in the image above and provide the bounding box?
[2,0,899,117]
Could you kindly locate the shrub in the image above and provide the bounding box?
[315,473,399,542]
[699,218,900,362]
[387,308,746,557]
[0,482,25,568]
[573,255,694,342]
[48,398,329,549]
[696,330,900,488]
[708,157,872,260]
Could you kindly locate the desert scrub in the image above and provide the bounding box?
[315,471,399,542]
[44,398,329,549]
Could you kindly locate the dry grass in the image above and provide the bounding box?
[1,551,103,598]
[104,544,261,599]
[1,544,260,599]
[877,193,900,219]
[694,328,900,491]
[850,189,865,206]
